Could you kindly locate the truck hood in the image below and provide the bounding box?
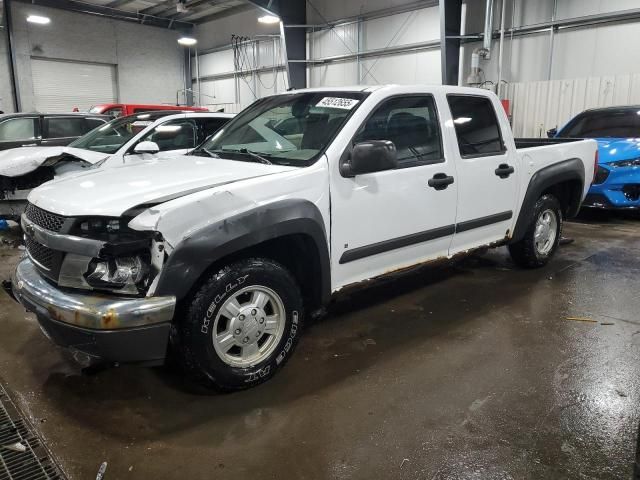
[0,146,107,177]
[29,155,296,217]
[595,138,640,164]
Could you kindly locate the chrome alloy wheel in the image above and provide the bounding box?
[212,285,286,367]
[534,209,558,256]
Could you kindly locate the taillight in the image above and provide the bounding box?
[592,149,599,184]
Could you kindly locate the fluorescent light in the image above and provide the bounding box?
[177,37,197,46]
[454,117,472,124]
[258,14,280,24]
[27,15,50,25]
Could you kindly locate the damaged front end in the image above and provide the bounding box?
[10,202,175,366]
[0,167,55,221]
[0,152,98,221]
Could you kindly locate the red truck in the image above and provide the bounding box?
[89,103,208,118]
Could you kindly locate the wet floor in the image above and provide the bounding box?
[0,215,639,479]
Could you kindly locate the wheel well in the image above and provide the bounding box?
[542,179,583,218]
[183,234,325,313]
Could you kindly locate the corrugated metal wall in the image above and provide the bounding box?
[506,74,640,137]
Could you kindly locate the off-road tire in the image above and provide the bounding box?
[508,194,563,268]
[173,258,304,392]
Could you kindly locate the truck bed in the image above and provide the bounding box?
[514,137,584,149]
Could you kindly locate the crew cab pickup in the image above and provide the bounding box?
[9,85,598,391]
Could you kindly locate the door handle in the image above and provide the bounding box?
[428,173,455,190]
[495,163,515,178]
[22,143,37,147]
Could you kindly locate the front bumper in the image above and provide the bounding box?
[11,257,176,366]
[585,165,640,209]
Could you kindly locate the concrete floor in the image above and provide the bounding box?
[0,216,639,480]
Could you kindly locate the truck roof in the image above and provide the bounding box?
[265,84,496,97]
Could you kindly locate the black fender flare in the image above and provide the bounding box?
[153,199,330,303]
[510,158,585,243]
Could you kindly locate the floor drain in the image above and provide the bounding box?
[0,383,64,480]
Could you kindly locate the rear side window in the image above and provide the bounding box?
[354,95,444,167]
[198,118,230,142]
[0,117,37,141]
[447,95,505,157]
[85,118,106,131]
[46,117,87,138]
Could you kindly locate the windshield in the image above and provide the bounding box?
[68,114,158,154]
[558,109,640,138]
[193,91,367,166]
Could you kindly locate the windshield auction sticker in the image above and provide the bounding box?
[316,97,360,110]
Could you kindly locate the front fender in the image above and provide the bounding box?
[153,199,330,302]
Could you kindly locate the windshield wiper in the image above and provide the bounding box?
[191,147,219,158]
[238,148,272,165]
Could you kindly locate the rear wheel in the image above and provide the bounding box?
[509,194,562,268]
[173,258,304,391]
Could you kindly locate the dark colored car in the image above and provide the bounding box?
[0,113,109,151]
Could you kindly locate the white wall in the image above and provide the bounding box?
[460,0,640,85]
[5,3,185,112]
[195,6,279,50]
[307,4,441,87]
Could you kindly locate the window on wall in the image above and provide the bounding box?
[0,118,37,141]
[447,95,506,157]
[354,95,443,167]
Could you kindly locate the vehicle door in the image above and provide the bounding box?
[330,94,458,289]
[0,116,41,150]
[195,117,231,145]
[42,116,90,146]
[127,118,199,160]
[445,94,518,254]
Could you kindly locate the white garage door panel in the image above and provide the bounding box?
[31,58,117,113]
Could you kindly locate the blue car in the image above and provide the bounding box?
[552,106,640,209]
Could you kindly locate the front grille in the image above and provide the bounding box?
[24,236,55,271]
[593,166,610,185]
[24,204,65,233]
[0,383,65,479]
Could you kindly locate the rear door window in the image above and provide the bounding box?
[447,95,506,157]
[0,117,37,141]
[45,117,87,139]
[196,117,230,143]
[85,118,107,132]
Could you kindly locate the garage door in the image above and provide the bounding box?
[31,58,117,113]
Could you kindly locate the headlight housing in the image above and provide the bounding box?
[608,158,640,168]
[85,255,150,294]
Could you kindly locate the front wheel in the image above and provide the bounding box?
[508,194,563,268]
[173,258,304,392]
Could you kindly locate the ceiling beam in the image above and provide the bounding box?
[105,0,136,8]
[13,0,194,30]
[187,3,254,24]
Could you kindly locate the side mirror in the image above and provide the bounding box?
[134,141,160,154]
[342,140,398,177]
[547,127,558,138]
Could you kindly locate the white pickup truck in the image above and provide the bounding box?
[8,85,597,391]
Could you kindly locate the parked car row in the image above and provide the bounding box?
[0,110,234,220]
[3,85,598,391]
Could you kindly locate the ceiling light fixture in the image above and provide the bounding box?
[177,37,197,46]
[26,15,50,25]
[258,14,280,24]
